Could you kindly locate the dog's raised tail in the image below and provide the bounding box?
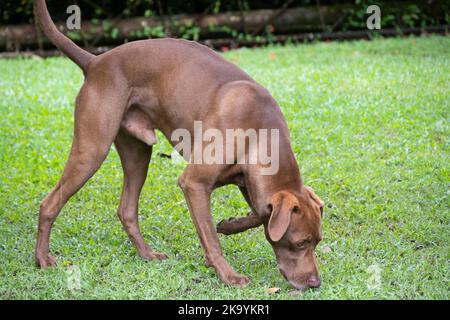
[34,0,94,72]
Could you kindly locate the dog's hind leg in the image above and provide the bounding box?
[114,131,167,260]
[35,85,125,268]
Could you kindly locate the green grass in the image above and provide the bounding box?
[0,36,449,299]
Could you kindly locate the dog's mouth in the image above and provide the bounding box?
[289,280,321,292]
[290,282,308,292]
[280,268,320,291]
[280,268,304,291]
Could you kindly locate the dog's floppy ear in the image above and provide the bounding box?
[267,191,299,242]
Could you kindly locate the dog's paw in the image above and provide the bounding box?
[222,272,251,287]
[216,217,237,235]
[35,253,57,268]
[142,251,168,261]
[212,257,251,287]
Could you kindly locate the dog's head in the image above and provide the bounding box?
[263,186,324,291]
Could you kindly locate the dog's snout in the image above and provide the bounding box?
[281,269,321,290]
[306,275,321,288]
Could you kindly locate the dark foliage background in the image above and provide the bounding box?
[1,0,448,28]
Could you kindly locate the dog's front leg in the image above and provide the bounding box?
[217,186,262,235]
[217,211,262,235]
[178,169,250,286]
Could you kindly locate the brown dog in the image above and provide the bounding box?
[34,0,324,290]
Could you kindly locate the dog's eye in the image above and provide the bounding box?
[296,241,307,249]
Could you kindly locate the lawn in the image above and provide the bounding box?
[0,36,448,300]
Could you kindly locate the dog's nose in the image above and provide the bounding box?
[306,275,321,288]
